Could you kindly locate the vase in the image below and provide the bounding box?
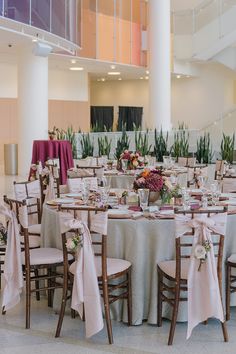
[149,191,160,203]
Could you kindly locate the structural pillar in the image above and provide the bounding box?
[18,45,48,176]
[149,0,171,131]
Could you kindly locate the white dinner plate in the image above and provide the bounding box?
[65,193,82,198]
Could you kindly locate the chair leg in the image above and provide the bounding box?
[168,285,180,346]
[34,269,40,301]
[127,268,132,326]
[102,279,113,344]
[55,270,68,338]
[25,269,31,329]
[47,268,53,307]
[221,321,229,342]
[71,309,76,319]
[157,269,163,327]
[226,263,231,321]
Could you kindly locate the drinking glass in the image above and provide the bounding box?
[122,159,128,173]
[210,181,221,205]
[81,180,90,204]
[138,189,150,210]
[181,188,190,210]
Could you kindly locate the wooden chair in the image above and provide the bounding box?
[0,243,6,289]
[39,165,60,204]
[12,181,42,246]
[157,208,228,345]
[55,205,132,344]
[222,175,236,193]
[3,196,73,328]
[215,160,225,180]
[226,254,236,320]
[67,176,98,193]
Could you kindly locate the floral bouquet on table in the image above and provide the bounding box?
[133,168,178,204]
[120,150,144,170]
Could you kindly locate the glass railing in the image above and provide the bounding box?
[201,107,236,155]
[0,0,81,47]
[173,0,236,57]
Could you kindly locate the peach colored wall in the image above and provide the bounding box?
[0,98,18,167]
[48,100,90,132]
[0,99,90,165]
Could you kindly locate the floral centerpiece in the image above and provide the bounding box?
[133,168,179,204]
[120,150,144,170]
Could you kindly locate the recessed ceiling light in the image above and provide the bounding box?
[71,59,76,64]
[176,75,181,79]
[146,70,149,75]
[32,39,38,42]
[118,78,122,81]
[110,65,116,69]
[107,72,120,75]
[140,77,144,80]
[69,67,84,71]
[101,78,105,82]
[145,76,149,80]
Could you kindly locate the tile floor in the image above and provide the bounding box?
[1,169,236,354]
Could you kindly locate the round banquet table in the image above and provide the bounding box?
[41,205,236,325]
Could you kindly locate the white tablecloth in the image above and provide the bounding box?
[41,206,236,325]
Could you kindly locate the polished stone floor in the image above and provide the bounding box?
[1,169,236,353]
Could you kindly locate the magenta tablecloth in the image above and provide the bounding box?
[31,140,74,184]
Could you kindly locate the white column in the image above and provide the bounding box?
[18,45,48,176]
[149,0,171,131]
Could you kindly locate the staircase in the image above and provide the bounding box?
[173,0,236,69]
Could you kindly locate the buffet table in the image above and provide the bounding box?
[41,205,236,325]
[31,140,74,184]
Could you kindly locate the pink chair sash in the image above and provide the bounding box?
[175,212,227,339]
[42,168,55,203]
[1,204,24,311]
[60,212,107,338]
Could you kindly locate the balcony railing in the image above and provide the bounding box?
[0,0,81,49]
[172,0,236,58]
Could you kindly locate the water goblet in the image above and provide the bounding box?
[138,189,150,210]
[121,159,129,173]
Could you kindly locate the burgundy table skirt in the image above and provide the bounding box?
[31,140,74,184]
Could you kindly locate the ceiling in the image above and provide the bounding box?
[0,0,206,80]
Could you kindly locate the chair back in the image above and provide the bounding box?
[3,196,31,259]
[58,205,108,279]
[13,181,41,224]
[222,176,236,193]
[67,177,98,193]
[215,160,225,180]
[39,165,60,203]
[174,208,227,282]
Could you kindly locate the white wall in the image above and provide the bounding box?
[0,62,89,101]
[171,0,203,11]
[172,63,236,129]
[90,62,236,131]
[0,63,17,98]
[48,69,89,101]
[90,79,149,129]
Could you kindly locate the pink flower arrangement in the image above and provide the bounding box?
[120,150,144,169]
[133,168,164,191]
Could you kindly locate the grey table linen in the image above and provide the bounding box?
[41,205,236,325]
